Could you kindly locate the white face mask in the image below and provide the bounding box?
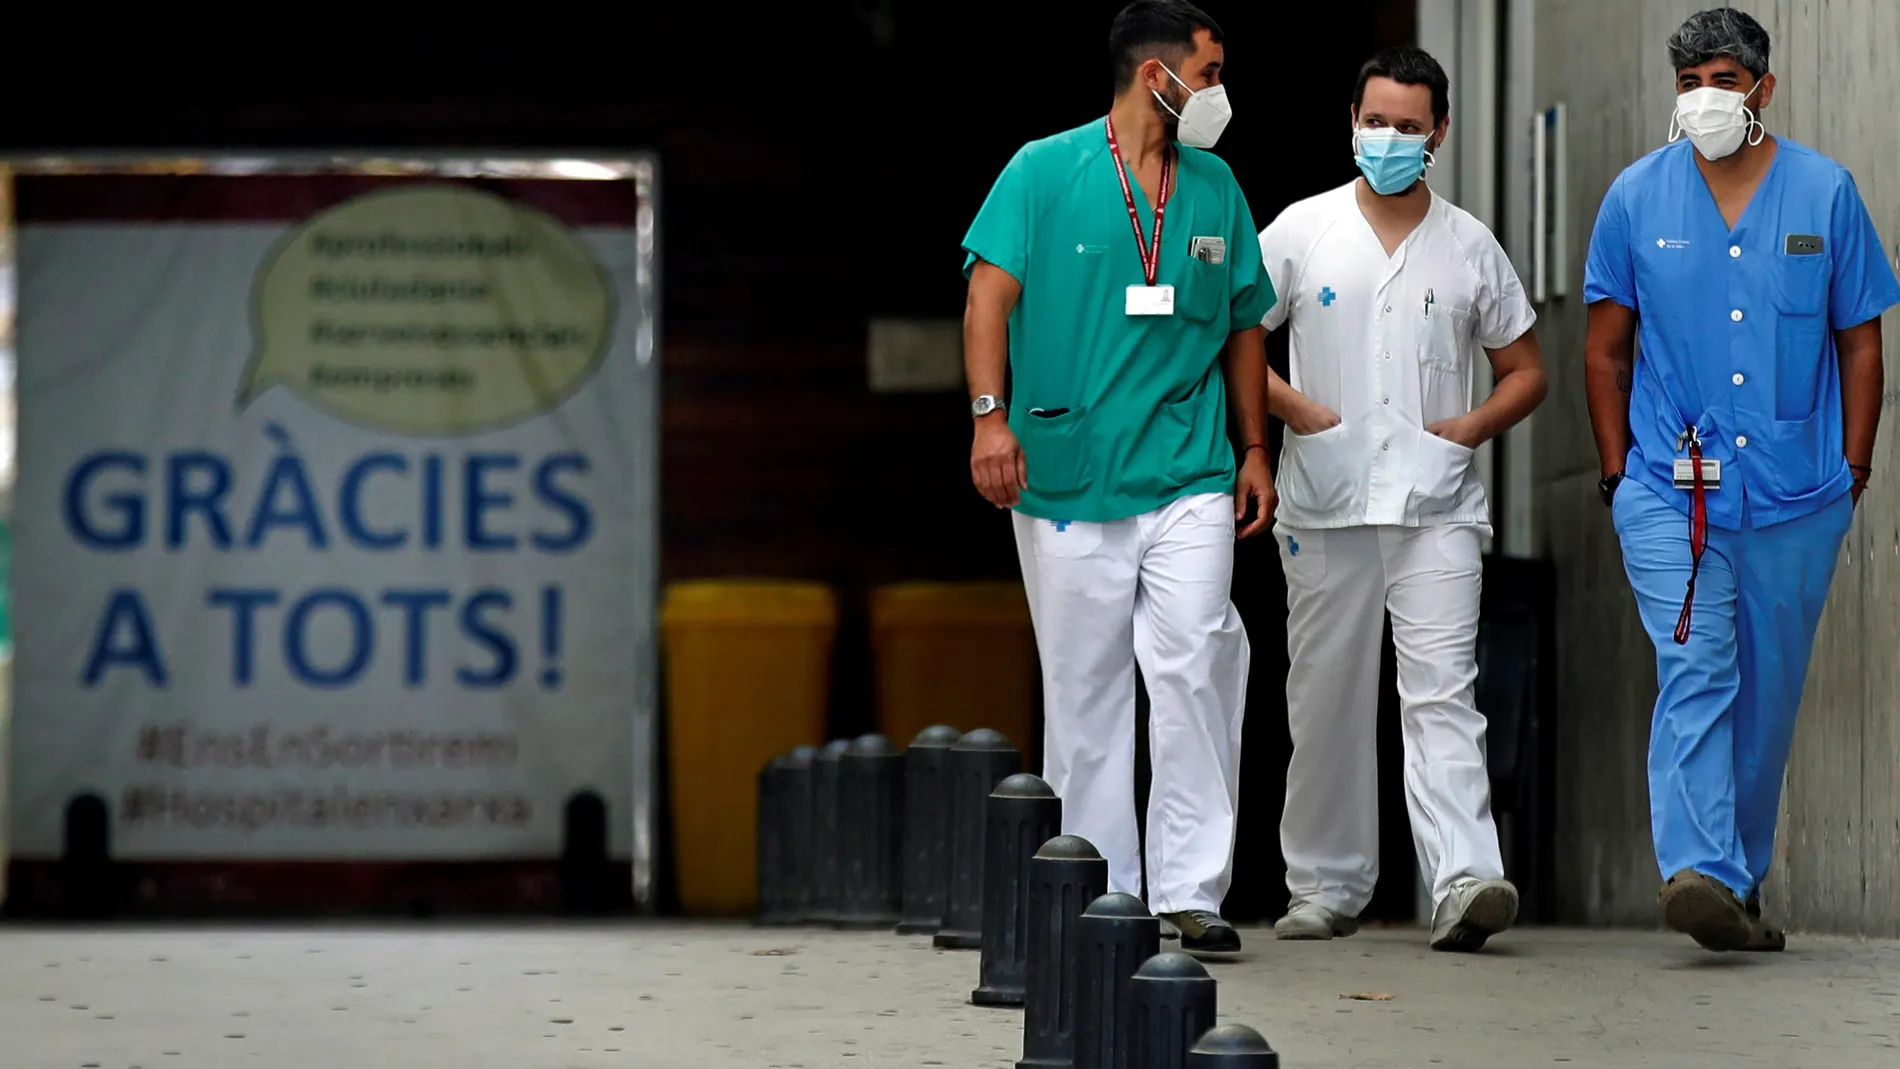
[1669,83,1765,161]
[1153,62,1232,149]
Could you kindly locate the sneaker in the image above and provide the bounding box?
[1658,870,1752,952]
[1157,910,1242,955]
[1429,878,1519,952]
[1273,900,1360,941]
[1740,891,1786,953]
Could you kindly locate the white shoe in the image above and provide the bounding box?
[1273,900,1360,941]
[1430,878,1518,952]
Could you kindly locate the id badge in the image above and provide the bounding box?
[1673,457,1722,490]
[1126,284,1175,316]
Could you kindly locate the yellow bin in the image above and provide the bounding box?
[661,579,837,916]
[871,581,1039,759]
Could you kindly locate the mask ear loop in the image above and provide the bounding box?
[1152,62,1192,125]
[1743,105,1766,147]
[1152,88,1188,124]
[1667,110,1685,144]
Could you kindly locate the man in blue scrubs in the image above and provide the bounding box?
[1583,7,1900,953]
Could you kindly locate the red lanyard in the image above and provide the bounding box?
[1673,436,1708,645]
[1105,116,1173,287]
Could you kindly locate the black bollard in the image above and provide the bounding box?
[810,738,852,925]
[560,790,612,916]
[1127,952,1218,1069]
[755,754,798,925]
[777,745,818,923]
[896,724,964,935]
[60,793,115,920]
[1017,835,1109,1069]
[973,774,1063,1006]
[1072,893,1160,1069]
[934,729,1022,949]
[1187,1025,1280,1068]
[837,734,905,929]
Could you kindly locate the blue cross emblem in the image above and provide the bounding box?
[1053,520,1071,532]
[1287,535,1301,557]
[1318,287,1337,307]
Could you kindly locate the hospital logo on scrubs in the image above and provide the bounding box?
[1053,520,1072,533]
[1286,535,1301,557]
[1656,237,1691,250]
[1318,286,1337,307]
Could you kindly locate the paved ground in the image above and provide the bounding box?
[0,921,1896,1068]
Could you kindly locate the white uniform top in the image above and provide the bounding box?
[1259,181,1536,530]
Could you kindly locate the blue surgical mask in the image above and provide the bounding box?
[1353,127,1435,196]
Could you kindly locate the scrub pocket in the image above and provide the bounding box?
[1279,422,1355,518]
[1773,253,1831,421]
[1409,424,1475,516]
[1418,303,1474,373]
[1173,257,1226,323]
[1018,408,1094,500]
[1754,418,1840,501]
[1159,391,1230,487]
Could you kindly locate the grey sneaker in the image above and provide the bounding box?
[1157,910,1241,955]
[1430,878,1519,952]
[1273,900,1360,941]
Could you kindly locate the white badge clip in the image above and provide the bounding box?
[1126,284,1175,316]
[1673,425,1721,490]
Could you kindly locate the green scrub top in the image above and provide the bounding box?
[962,116,1276,524]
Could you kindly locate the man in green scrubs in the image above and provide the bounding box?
[960,0,1276,954]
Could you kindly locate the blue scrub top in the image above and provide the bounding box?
[1584,138,1900,530]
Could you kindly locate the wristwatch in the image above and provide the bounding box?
[971,395,1006,418]
[1598,472,1624,507]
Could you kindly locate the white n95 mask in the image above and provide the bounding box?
[1669,84,1765,161]
[1154,62,1233,149]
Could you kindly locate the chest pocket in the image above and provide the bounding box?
[1171,256,1226,323]
[1418,303,1475,373]
[1773,251,1831,421]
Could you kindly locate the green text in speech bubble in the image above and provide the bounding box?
[238,184,614,436]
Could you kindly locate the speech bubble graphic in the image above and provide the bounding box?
[239,184,614,436]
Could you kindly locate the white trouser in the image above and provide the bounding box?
[1276,521,1504,918]
[1013,492,1249,915]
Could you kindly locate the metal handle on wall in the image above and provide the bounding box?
[1531,110,1548,303]
[1550,104,1569,298]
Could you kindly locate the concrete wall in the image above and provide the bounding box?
[1527,0,1900,934]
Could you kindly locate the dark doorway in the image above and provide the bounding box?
[2,0,1421,922]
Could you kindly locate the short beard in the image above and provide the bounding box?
[1151,85,1185,131]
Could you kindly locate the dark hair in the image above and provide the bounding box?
[1352,45,1451,126]
[1109,1,1223,93]
[1667,8,1771,78]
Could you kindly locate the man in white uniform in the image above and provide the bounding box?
[1257,45,1548,952]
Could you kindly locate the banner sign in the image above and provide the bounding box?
[8,169,657,900]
